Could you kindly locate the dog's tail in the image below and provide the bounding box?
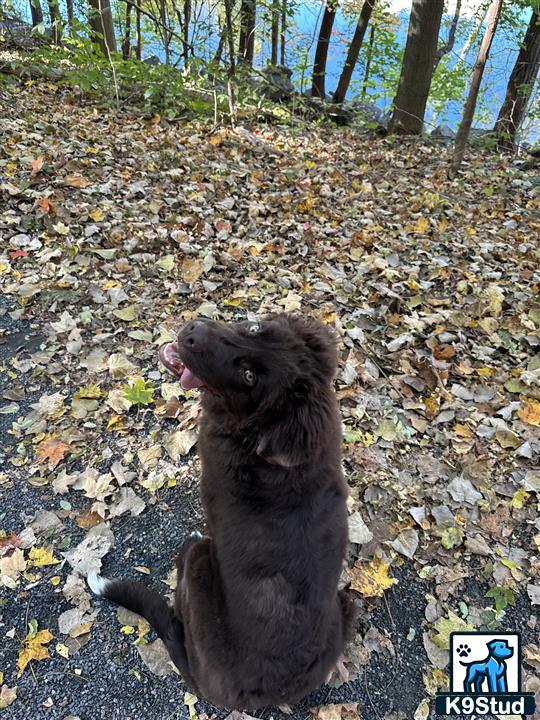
[87,572,192,682]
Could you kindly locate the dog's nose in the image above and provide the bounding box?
[179,320,211,353]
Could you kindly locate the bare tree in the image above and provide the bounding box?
[122,0,132,59]
[311,1,338,99]
[47,0,62,43]
[224,0,236,71]
[280,0,287,65]
[450,0,504,177]
[88,0,117,55]
[389,0,444,134]
[238,0,256,65]
[432,0,462,77]
[333,0,375,104]
[271,0,279,65]
[29,0,44,27]
[361,20,375,100]
[183,0,191,66]
[66,0,74,29]
[135,2,142,59]
[494,8,540,149]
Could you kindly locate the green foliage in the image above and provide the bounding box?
[485,585,516,613]
[123,378,155,407]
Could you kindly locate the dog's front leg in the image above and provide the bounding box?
[496,671,507,693]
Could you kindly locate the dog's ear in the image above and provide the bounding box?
[286,316,338,381]
[256,381,325,468]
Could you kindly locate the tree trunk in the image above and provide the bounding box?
[47,0,62,43]
[494,9,540,149]
[183,0,191,66]
[333,0,375,104]
[389,0,444,134]
[271,0,279,65]
[224,0,236,72]
[280,0,287,65]
[122,0,132,59]
[457,1,489,66]
[158,0,171,65]
[450,0,503,176]
[362,21,375,100]
[135,3,142,60]
[238,0,256,66]
[311,1,338,99]
[212,27,226,66]
[88,0,118,55]
[432,0,462,76]
[29,0,44,27]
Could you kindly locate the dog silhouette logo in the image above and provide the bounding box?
[459,638,513,693]
[435,631,536,716]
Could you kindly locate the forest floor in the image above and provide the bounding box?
[1,79,539,720]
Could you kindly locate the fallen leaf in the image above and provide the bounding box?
[28,546,60,567]
[349,557,398,597]
[17,628,54,676]
[137,639,176,676]
[36,438,70,469]
[0,684,17,709]
[518,398,540,426]
[432,611,474,650]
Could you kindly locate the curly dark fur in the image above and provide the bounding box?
[93,314,351,710]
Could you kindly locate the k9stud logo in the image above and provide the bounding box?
[435,632,536,716]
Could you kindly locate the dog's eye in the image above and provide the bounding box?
[243,369,257,385]
[248,324,260,334]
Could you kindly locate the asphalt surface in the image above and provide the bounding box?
[1,293,535,720]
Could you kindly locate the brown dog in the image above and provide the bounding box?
[88,314,352,710]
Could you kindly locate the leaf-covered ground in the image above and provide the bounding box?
[1,80,539,720]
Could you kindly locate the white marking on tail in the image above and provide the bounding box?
[87,571,112,596]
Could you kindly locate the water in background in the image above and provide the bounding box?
[8,0,538,140]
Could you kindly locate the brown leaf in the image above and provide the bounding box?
[31,156,45,176]
[36,438,70,469]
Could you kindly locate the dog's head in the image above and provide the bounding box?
[487,640,513,660]
[159,314,338,467]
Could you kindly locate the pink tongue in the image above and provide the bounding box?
[180,367,205,390]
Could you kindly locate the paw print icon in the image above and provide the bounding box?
[457,644,471,658]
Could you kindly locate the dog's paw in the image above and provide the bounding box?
[457,644,471,658]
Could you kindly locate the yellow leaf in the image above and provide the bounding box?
[349,556,397,598]
[423,395,440,417]
[509,488,529,509]
[518,398,540,426]
[69,622,93,638]
[157,255,175,271]
[17,629,54,676]
[415,217,430,233]
[296,196,315,213]
[476,367,494,378]
[56,643,69,658]
[28,547,60,567]
[50,576,61,586]
[134,565,151,575]
[453,423,472,438]
[432,611,474,650]
[408,277,422,291]
[64,174,91,188]
[89,209,103,222]
[121,625,136,635]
